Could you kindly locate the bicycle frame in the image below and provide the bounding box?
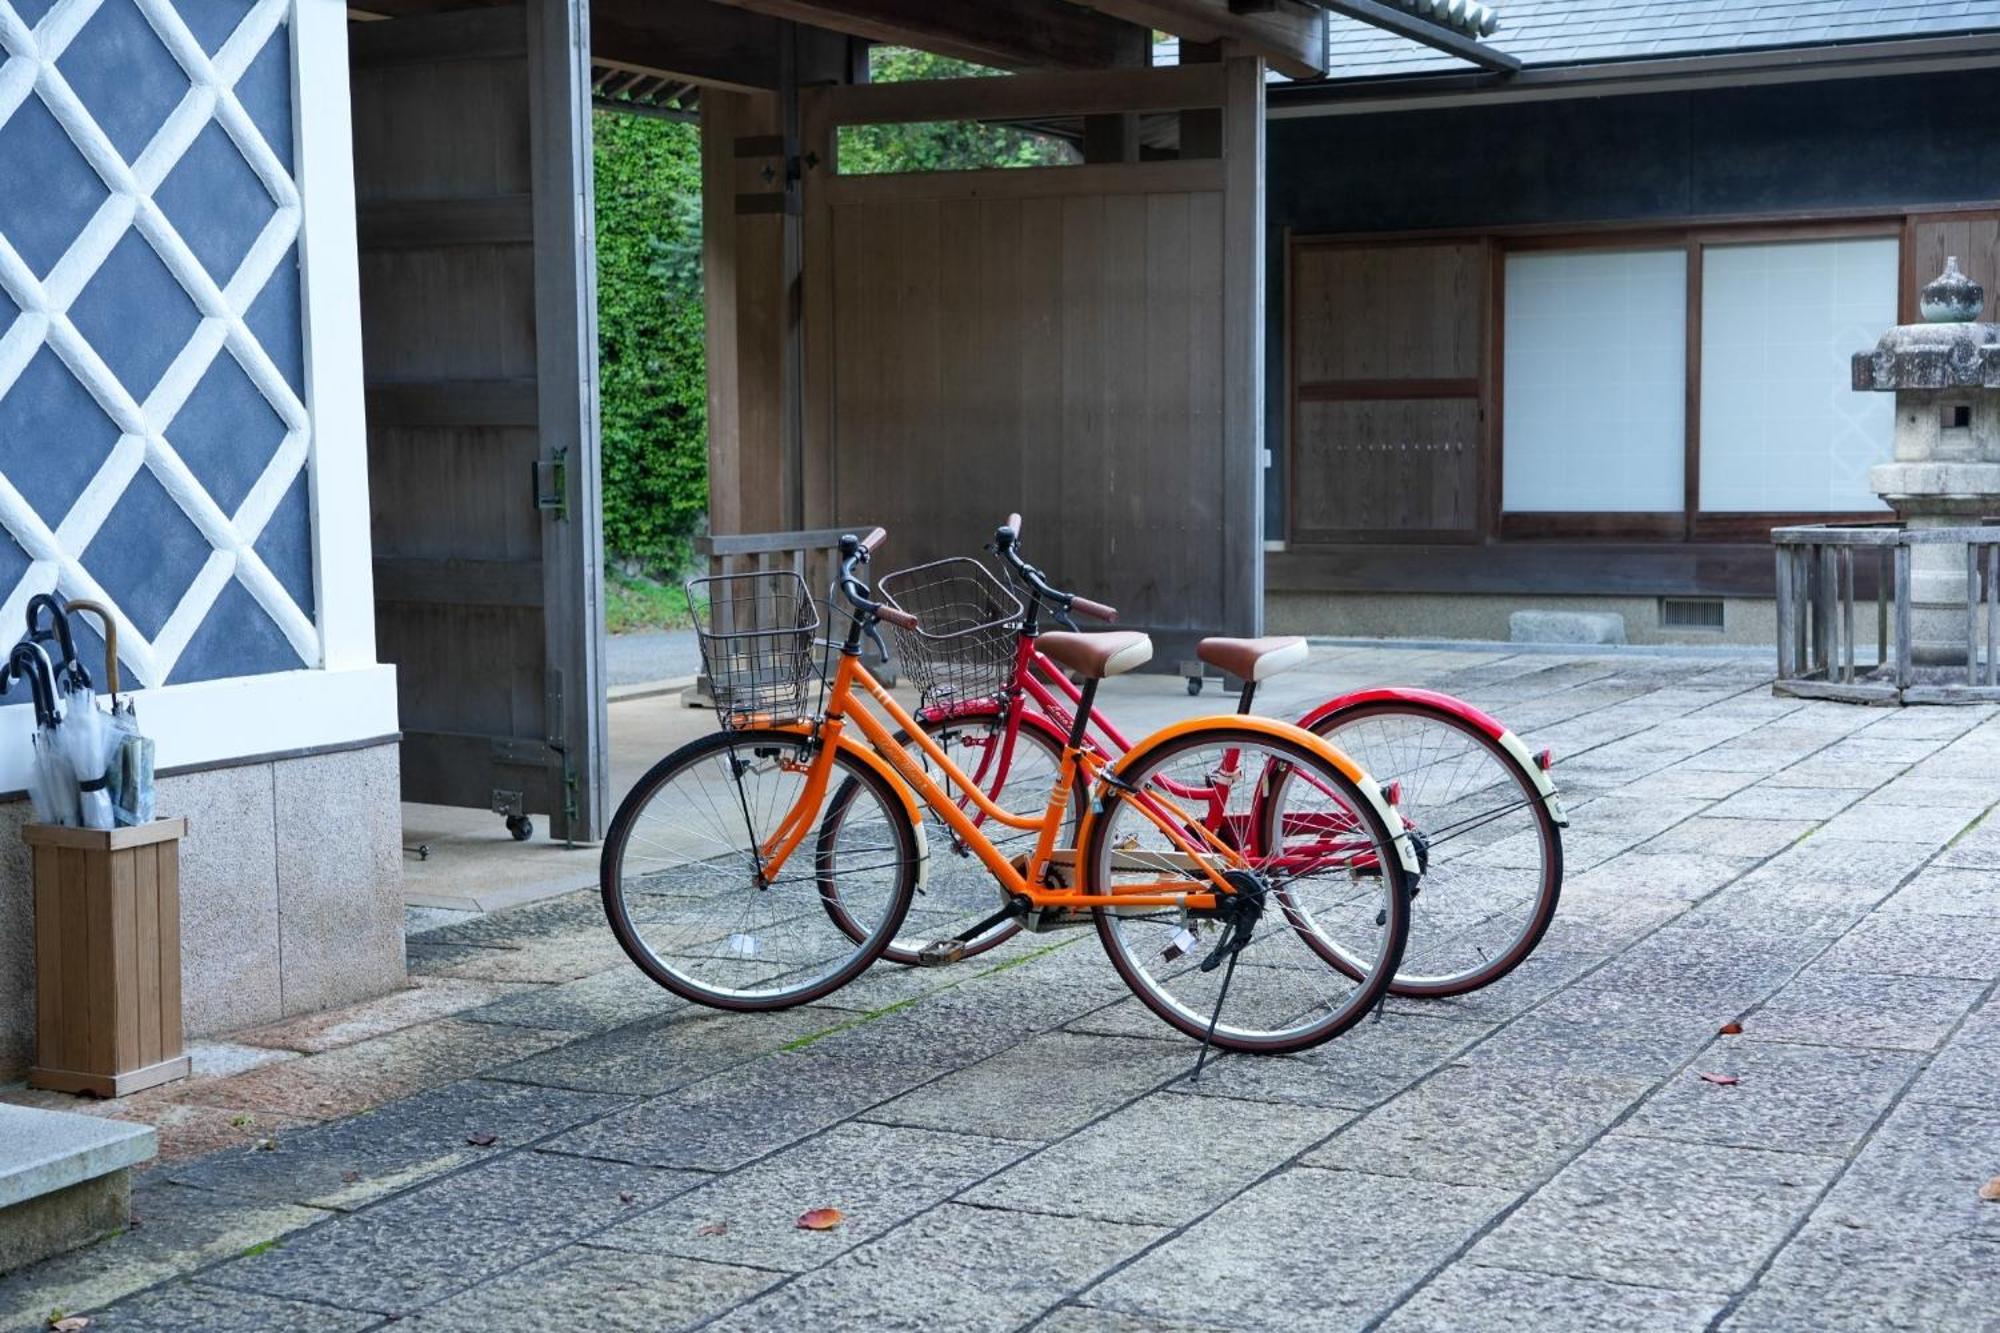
[746,646,1250,915]
[921,635,1379,861]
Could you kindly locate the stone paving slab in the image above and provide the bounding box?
[167,1080,632,1210]
[1469,1136,1844,1291]
[0,1181,327,1329]
[159,1018,574,1123]
[1815,911,2000,980]
[1814,1100,2000,1241]
[1721,1219,2000,1332]
[1161,1012,1492,1109]
[1303,1061,1653,1189]
[487,1005,835,1097]
[591,1121,1026,1272]
[863,1033,1194,1142]
[1378,1264,1731,1333]
[1905,998,2000,1110]
[83,1282,379,1332]
[1746,964,1987,1051]
[405,1248,779,1332]
[1459,986,1725,1079]
[454,965,689,1033]
[1620,1039,1921,1155]
[707,1203,1167,1332]
[960,1090,1349,1224]
[7,647,2000,1330]
[232,978,530,1055]
[1085,1167,1515,1331]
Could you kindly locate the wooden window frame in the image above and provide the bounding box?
[1494,219,1903,540]
[1282,209,2000,552]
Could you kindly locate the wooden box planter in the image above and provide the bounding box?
[26,819,191,1097]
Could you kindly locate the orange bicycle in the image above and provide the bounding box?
[600,530,1416,1054]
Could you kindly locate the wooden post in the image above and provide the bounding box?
[703,88,789,534]
[28,820,191,1098]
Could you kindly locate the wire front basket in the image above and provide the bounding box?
[878,557,1025,707]
[687,570,822,727]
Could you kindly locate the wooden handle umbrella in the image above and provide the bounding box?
[62,599,120,706]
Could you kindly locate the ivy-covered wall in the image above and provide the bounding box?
[593,109,705,576]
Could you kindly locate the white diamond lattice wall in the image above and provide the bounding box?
[0,0,314,689]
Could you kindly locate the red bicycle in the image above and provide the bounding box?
[824,516,1566,997]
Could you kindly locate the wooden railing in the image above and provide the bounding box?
[1773,522,2000,704]
[684,527,894,704]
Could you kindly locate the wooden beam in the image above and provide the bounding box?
[1079,0,1327,78]
[590,0,781,93]
[704,0,1148,71]
[819,63,1225,126]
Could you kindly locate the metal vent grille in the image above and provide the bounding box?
[1659,597,1725,631]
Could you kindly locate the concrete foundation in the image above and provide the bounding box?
[0,740,404,1082]
[0,1171,128,1277]
[1266,592,1777,648]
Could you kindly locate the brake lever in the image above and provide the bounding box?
[865,621,891,664]
[1054,607,1079,632]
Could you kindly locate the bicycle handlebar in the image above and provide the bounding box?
[1069,596,1118,624]
[835,530,917,630]
[992,516,1119,624]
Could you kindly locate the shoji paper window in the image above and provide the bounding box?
[1698,237,1898,512]
[1502,248,1688,512]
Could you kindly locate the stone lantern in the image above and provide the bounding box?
[1854,258,2000,667]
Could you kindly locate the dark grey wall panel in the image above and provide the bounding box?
[1264,70,2000,536]
[1270,71,2000,236]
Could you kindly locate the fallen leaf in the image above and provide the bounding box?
[340,1171,361,1184]
[1979,1176,2000,1202]
[1834,1215,1864,1229]
[50,1318,89,1332]
[618,1192,635,1205]
[465,1132,499,1147]
[1718,1021,1744,1036]
[795,1207,845,1231]
[254,1138,279,1152]
[697,1221,728,1237]
[1697,1072,1739,1087]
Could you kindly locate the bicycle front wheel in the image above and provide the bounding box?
[1302,700,1561,997]
[1087,725,1410,1055]
[601,728,918,1010]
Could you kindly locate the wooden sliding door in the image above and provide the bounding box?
[1287,240,1487,544]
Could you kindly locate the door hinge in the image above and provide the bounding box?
[533,449,568,520]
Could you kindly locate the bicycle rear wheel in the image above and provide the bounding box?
[1300,700,1561,998]
[1087,725,1410,1055]
[601,728,918,1010]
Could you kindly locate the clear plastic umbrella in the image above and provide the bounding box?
[62,597,151,827]
[4,641,75,825]
[26,594,120,828]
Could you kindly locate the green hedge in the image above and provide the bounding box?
[594,110,706,575]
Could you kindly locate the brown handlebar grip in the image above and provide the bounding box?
[1006,512,1023,535]
[877,605,919,630]
[859,527,887,555]
[1070,596,1118,623]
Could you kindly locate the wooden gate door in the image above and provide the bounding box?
[350,1,607,841]
[799,63,1266,655]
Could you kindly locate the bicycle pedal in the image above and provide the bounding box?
[917,940,966,968]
